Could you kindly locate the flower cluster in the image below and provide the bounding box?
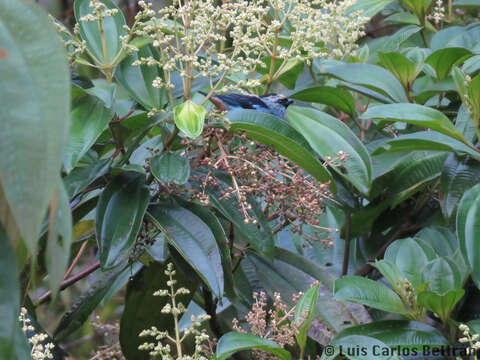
[428,0,446,25]
[138,263,212,360]
[193,129,339,242]
[232,291,299,359]
[19,308,54,360]
[458,324,480,356]
[133,0,368,102]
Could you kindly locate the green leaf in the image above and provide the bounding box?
[418,289,464,323]
[148,202,224,297]
[74,0,127,65]
[319,60,409,103]
[332,320,448,354]
[378,52,416,87]
[383,238,429,289]
[361,103,467,143]
[120,261,197,360]
[372,131,480,159]
[334,276,408,314]
[423,257,460,294]
[64,158,111,197]
[387,151,447,207]
[216,332,291,360]
[115,45,167,110]
[64,93,114,172]
[425,47,473,80]
[96,172,150,269]
[415,226,458,257]
[295,285,320,350]
[175,198,237,301]
[150,152,190,185]
[54,262,127,340]
[289,86,356,116]
[45,181,73,299]
[287,106,372,195]
[441,154,480,219]
[196,170,275,257]
[456,183,480,288]
[0,225,21,358]
[373,260,405,293]
[227,109,334,187]
[0,0,70,252]
[346,0,395,17]
[455,104,477,144]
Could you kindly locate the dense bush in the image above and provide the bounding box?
[2,0,480,359]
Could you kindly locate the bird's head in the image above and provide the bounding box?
[260,93,294,108]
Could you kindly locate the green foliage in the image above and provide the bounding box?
[3,0,480,358]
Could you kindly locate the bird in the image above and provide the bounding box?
[200,92,294,119]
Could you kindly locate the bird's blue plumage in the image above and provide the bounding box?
[202,92,293,119]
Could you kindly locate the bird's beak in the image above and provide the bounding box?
[286,98,294,106]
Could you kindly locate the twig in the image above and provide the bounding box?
[35,262,101,306]
[63,240,89,280]
[341,210,351,276]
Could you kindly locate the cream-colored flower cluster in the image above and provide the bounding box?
[428,0,445,25]
[19,307,55,360]
[133,0,368,100]
[79,0,119,22]
[458,324,480,356]
[138,263,212,360]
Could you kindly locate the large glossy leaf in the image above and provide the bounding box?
[418,289,464,323]
[378,52,415,87]
[387,151,447,207]
[227,109,334,187]
[216,332,290,360]
[289,86,356,116]
[45,181,73,299]
[0,225,21,358]
[318,60,408,103]
[373,260,405,293]
[415,226,458,257]
[247,253,358,336]
[175,198,237,301]
[425,47,473,80]
[287,106,372,195]
[148,202,224,297]
[423,257,460,294]
[197,170,275,257]
[334,276,407,314]
[64,158,111,197]
[0,0,70,251]
[54,262,127,340]
[150,151,190,185]
[361,104,467,143]
[332,320,448,353]
[115,45,167,110]
[96,172,150,269]
[74,0,127,65]
[441,154,480,219]
[64,93,114,172]
[456,184,480,288]
[372,131,480,159]
[120,261,197,360]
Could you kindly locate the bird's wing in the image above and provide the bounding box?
[215,93,269,110]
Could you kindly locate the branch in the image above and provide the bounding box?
[341,210,351,276]
[35,261,101,306]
